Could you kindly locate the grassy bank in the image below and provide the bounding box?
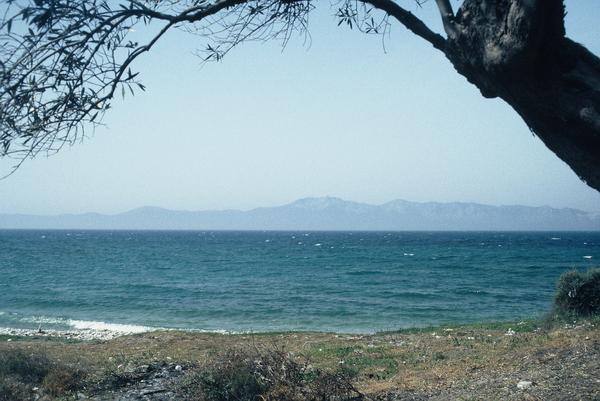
[1,318,599,400]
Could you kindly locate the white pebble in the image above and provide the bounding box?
[516,380,533,390]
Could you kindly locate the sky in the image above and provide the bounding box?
[1,0,600,215]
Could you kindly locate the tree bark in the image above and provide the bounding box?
[444,0,600,191]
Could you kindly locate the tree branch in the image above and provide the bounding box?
[0,0,445,168]
[121,0,249,24]
[360,0,446,51]
[434,0,457,38]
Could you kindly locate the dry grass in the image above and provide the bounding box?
[0,320,598,400]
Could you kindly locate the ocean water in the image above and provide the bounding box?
[0,230,598,334]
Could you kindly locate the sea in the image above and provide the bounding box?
[0,230,598,335]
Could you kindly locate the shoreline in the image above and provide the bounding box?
[0,318,545,342]
[0,326,136,341]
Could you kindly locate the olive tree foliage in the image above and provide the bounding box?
[1,0,599,190]
[0,0,418,167]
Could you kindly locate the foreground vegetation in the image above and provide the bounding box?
[1,318,599,401]
[552,268,600,319]
[1,269,599,400]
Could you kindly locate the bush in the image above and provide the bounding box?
[0,348,86,401]
[0,377,30,401]
[0,348,52,384]
[186,357,265,401]
[180,347,363,401]
[43,365,86,396]
[553,268,600,319]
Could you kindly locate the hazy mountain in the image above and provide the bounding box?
[1,197,599,231]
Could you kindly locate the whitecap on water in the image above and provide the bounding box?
[21,315,68,325]
[68,319,157,334]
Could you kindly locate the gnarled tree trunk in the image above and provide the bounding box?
[444,0,600,191]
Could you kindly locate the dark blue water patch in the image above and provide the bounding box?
[345,270,387,276]
[0,230,598,333]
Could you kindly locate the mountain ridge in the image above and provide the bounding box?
[1,197,599,231]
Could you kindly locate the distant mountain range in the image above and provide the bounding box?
[1,197,599,231]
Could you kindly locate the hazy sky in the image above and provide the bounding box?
[1,0,600,215]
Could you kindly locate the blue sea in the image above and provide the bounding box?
[0,230,598,334]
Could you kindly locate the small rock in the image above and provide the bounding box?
[516,380,533,390]
[136,364,149,373]
[140,388,167,396]
[175,365,183,371]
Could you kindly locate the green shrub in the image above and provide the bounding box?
[0,348,86,400]
[180,347,362,401]
[0,349,52,384]
[553,268,600,319]
[0,376,30,401]
[43,366,86,396]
